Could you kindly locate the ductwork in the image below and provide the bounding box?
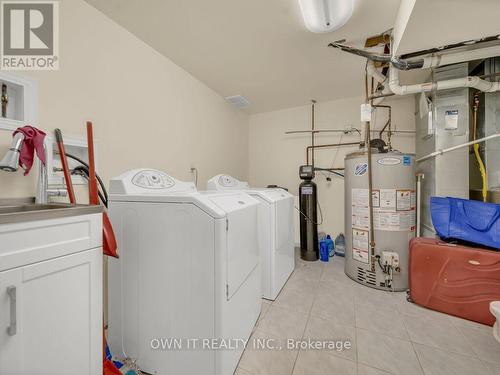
[421,44,500,69]
[329,39,500,72]
[328,41,391,63]
[366,60,387,84]
[389,66,500,95]
[332,37,500,97]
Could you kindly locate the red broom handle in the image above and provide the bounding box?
[87,121,99,205]
[54,129,76,204]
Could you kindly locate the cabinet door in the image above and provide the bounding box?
[0,248,102,375]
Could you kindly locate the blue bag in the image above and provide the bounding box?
[431,196,500,249]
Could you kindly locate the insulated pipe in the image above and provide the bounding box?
[366,60,387,84]
[330,39,500,71]
[389,67,500,96]
[422,45,500,69]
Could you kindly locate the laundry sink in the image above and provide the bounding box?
[0,198,103,224]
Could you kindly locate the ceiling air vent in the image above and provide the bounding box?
[225,95,250,108]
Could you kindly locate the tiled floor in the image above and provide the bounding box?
[235,249,500,375]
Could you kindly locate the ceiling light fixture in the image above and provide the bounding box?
[298,0,354,33]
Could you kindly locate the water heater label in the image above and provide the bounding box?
[351,188,416,232]
[380,189,396,210]
[445,109,459,130]
[301,186,313,195]
[352,228,369,264]
[377,157,401,166]
[396,190,412,211]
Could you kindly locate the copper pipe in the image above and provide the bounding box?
[311,100,316,168]
[285,129,351,135]
[368,92,396,101]
[306,141,360,165]
[373,104,392,148]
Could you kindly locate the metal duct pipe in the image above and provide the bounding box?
[328,41,391,63]
[389,66,500,95]
[329,38,500,71]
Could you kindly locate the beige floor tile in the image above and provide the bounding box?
[355,300,408,340]
[484,361,500,375]
[449,315,492,335]
[274,276,318,314]
[357,364,394,375]
[291,261,324,282]
[256,300,272,327]
[292,350,356,375]
[352,285,399,310]
[394,293,452,324]
[356,328,423,375]
[302,314,356,361]
[414,343,489,375]
[321,262,359,287]
[459,325,500,364]
[238,329,298,375]
[311,284,356,326]
[235,367,254,375]
[258,305,308,339]
[402,313,475,356]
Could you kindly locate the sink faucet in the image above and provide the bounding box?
[0,131,67,203]
[0,132,24,172]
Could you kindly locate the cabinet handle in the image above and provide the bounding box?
[7,286,16,336]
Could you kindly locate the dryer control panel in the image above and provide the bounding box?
[132,170,174,189]
[109,169,197,195]
[207,174,250,190]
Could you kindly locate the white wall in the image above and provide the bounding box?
[0,0,248,200]
[248,95,416,238]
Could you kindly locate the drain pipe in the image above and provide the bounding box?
[415,173,424,237]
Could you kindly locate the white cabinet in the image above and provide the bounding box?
[0,211,103,375]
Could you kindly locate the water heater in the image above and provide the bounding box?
[344,150,416,291]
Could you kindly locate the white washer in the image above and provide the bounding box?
[207,174,295,300]
[107,169,261,375]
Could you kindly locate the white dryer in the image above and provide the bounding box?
[107,169,261,375]
[207,174,295,300]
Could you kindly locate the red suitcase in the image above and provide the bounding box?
[409,237,500,326]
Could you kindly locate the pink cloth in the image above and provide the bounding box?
[13,126,46,176]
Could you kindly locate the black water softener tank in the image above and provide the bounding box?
[299,165,319,261]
